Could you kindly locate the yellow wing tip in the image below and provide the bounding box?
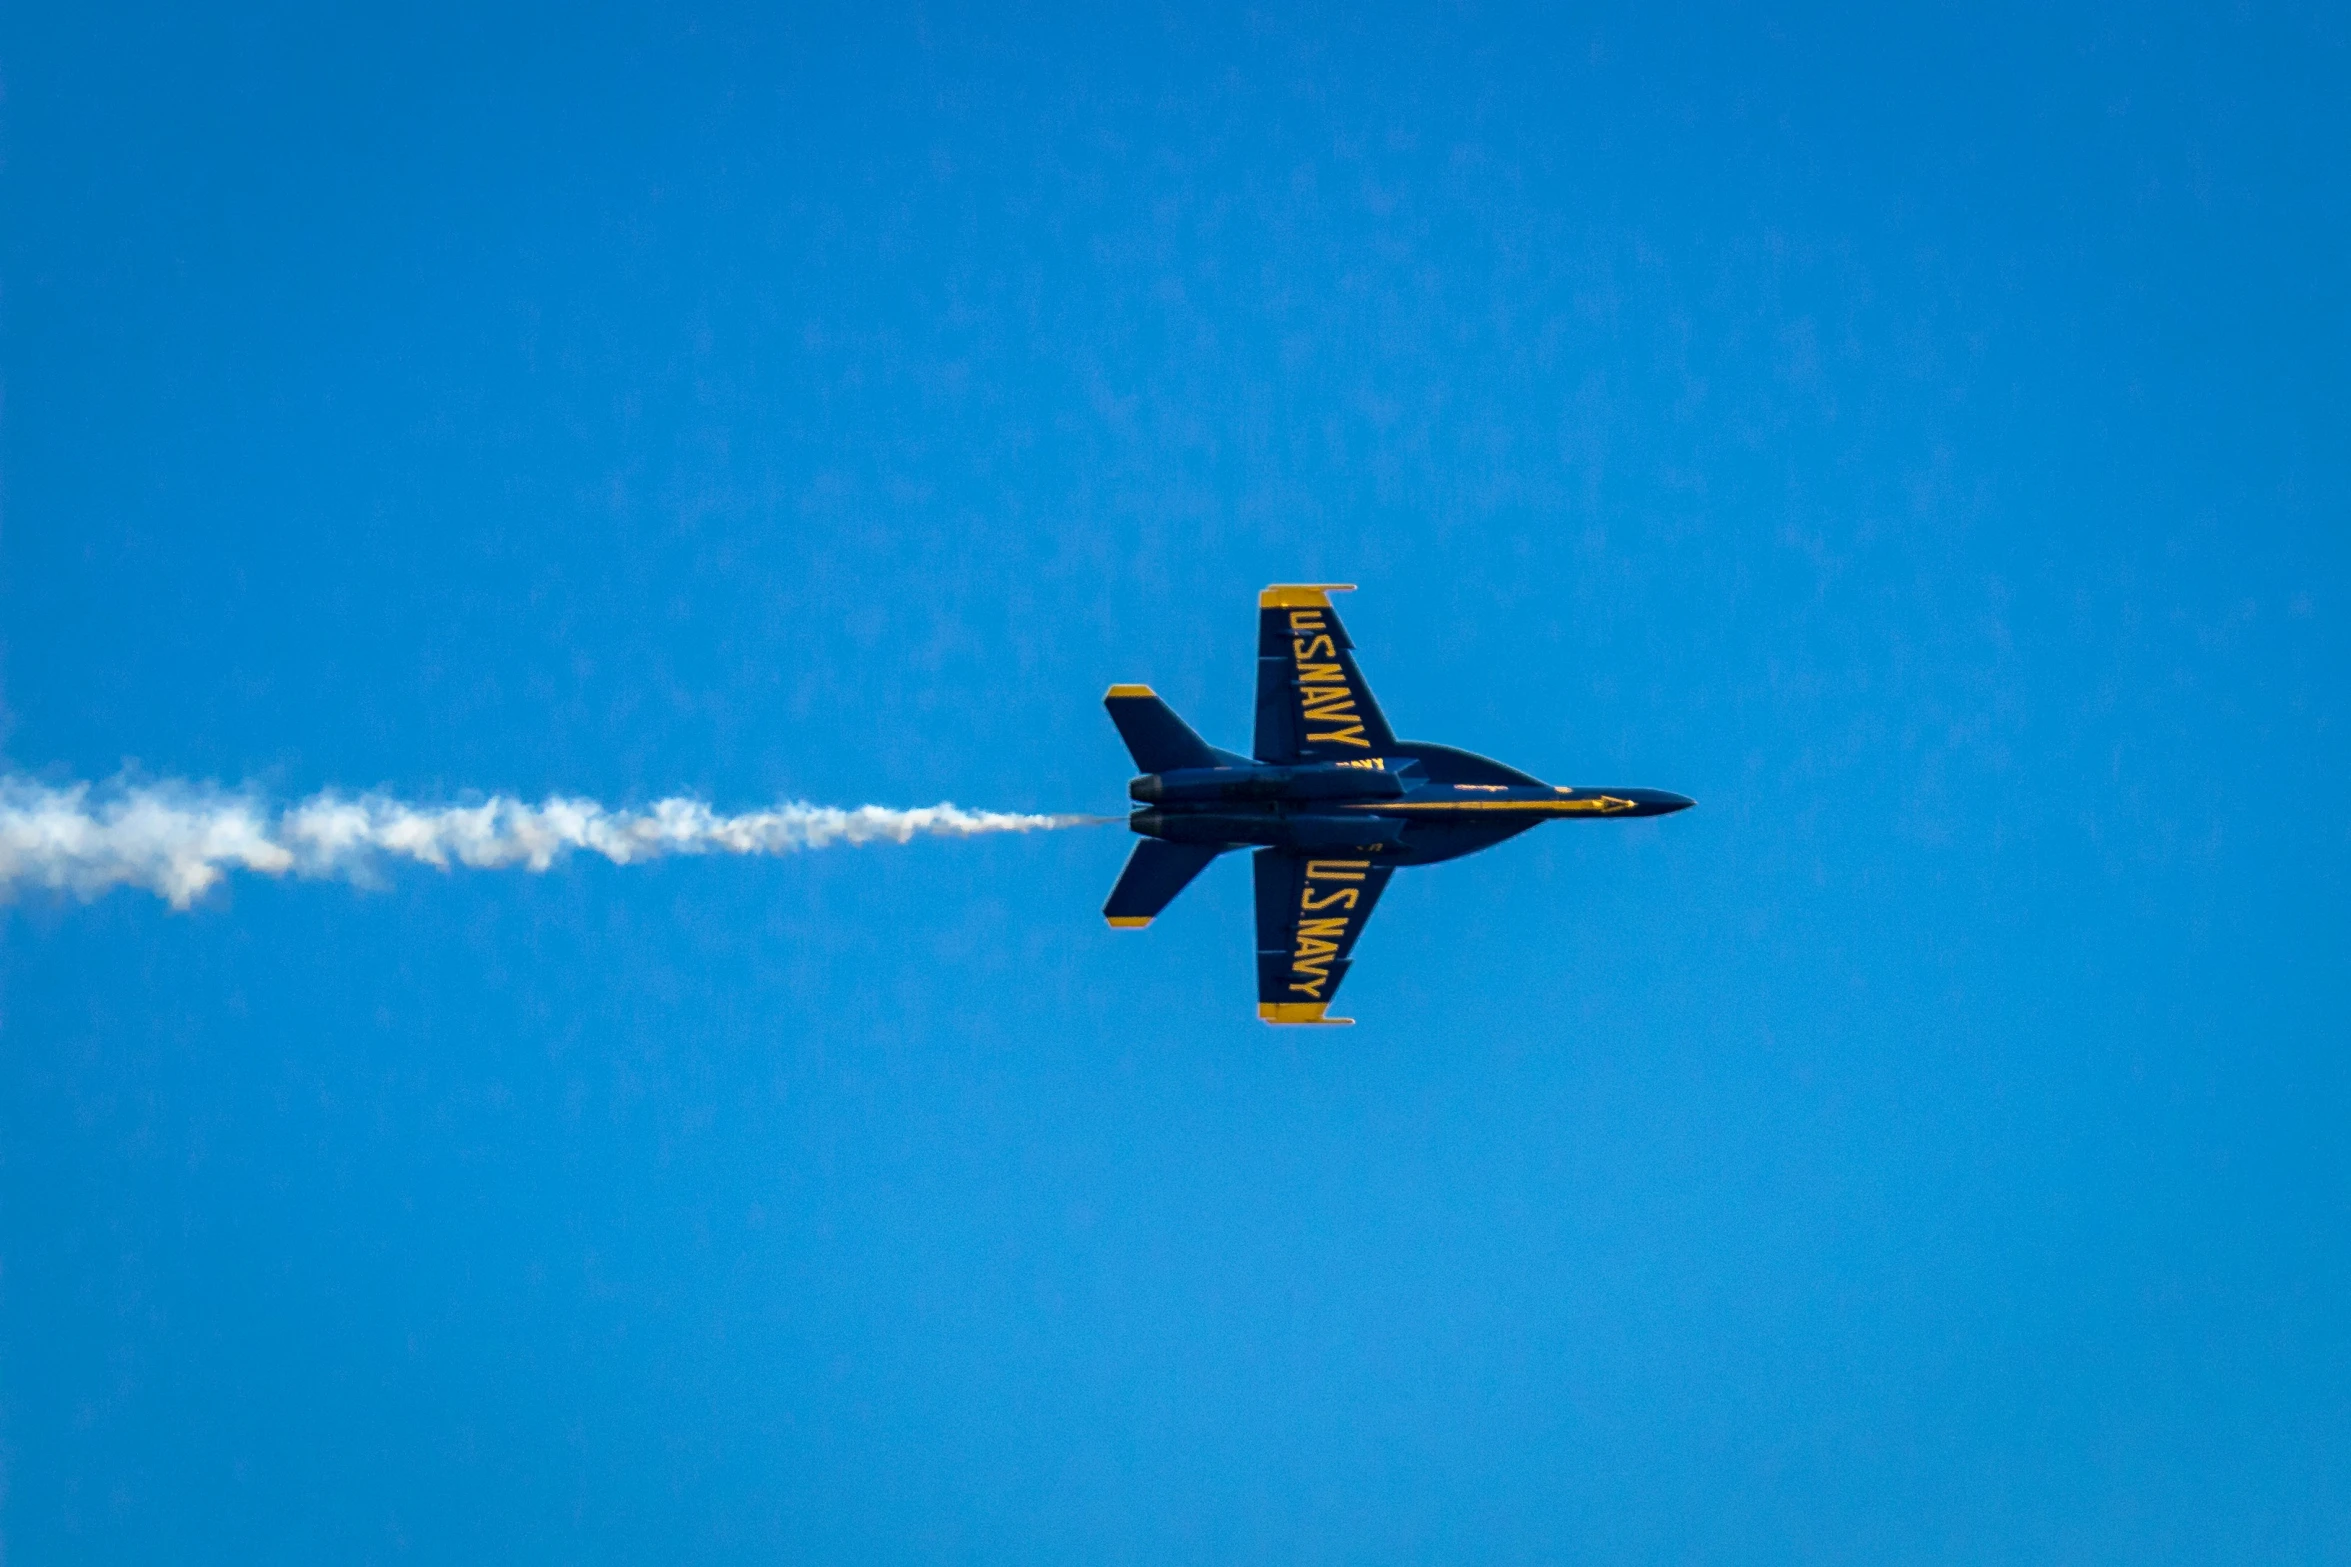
[1105,916,1153,928]
[1258,583,1359,609]
[1104,683,1157,699]
[1259,1002,1356,1026]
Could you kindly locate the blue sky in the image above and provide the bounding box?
[4,2,2346,1561]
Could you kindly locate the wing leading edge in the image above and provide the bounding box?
[1253,849,1395,1025]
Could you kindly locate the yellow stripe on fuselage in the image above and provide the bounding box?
[1345,797,1639,815]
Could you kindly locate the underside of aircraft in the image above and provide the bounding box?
[1104,585,1692,1024]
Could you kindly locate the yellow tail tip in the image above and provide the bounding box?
[1104,683,1157,699]
[1258,1002,1355,1025]
[1258,584,1358,609]
[1105,916,1153,928]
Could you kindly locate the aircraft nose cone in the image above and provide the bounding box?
[1655,791,1696,813]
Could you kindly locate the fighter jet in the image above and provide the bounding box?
[1103,584,1693,1024]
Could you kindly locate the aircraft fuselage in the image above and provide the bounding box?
[1127,755,1691,864]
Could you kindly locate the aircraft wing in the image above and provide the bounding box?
[1253,585,1399,764]
[1253,849,1395,1024]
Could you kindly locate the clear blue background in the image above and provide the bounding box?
[4,3,2346,1561]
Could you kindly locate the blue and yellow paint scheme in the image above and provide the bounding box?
[1103,585,1694,1024]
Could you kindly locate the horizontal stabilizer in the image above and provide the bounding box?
[1104,839,1224,927]
[1103,685,1220,773]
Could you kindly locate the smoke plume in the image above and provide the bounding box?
[0,777,1101,909]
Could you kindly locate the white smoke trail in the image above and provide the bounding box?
[0,777,1103,910]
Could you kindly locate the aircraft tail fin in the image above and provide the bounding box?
[1103,839,1223,927]
[1103,685,1219,773]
